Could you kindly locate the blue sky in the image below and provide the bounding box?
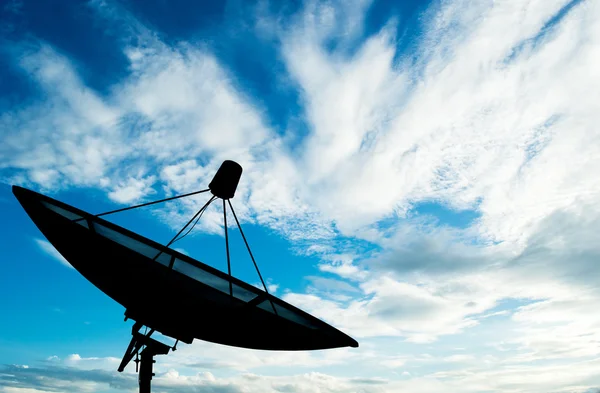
[2,0,600,392]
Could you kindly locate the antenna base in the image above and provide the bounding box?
[118,322,170,393]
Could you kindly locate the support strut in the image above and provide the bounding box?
[73,189,210,223]
[223,199,233,297]
[118,322,171,393]
[227,199,277,315]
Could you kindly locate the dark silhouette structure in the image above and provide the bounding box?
[12,160,358,393]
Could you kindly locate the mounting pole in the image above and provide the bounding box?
[138,339,170,393]
[118,322,170,393]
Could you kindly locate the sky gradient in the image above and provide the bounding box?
[1,0,600,392]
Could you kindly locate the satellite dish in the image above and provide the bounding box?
[12,160,358,393]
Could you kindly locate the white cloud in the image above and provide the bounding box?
[282,274,499,342]
[2,0,598,254]
[107,175,156,204]
[173,247,189,256]
[306,276,360,293]
[0,362,134,393]
[16,359,600,393]
[1,388,56,393]
[33,238,73,269]
[63,354,121,371]
[317,253,369,281]
[430,356,600,393]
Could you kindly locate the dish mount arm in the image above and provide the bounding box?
[118,322,171,393]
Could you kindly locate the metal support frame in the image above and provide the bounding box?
[118,322,171,393]
[223,199,233,296]
[89,184,279,391]
[138,340,170,393]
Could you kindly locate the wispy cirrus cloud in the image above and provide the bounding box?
[33,238,73,269]
[2,0,597,244]
[0,363,134,393]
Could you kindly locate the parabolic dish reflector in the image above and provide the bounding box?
[13,185,358,351]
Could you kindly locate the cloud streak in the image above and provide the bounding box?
[33,238,73,269]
